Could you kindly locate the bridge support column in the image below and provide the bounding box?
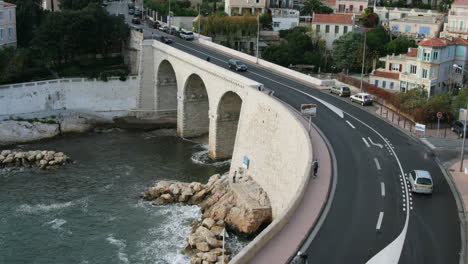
[177,96,209,138]
[138,44,156,110]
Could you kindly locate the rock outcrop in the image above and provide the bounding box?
[0,150,71,169]
[143,174,272,263]
[0,121,60,146]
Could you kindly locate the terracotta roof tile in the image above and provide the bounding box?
[452,0,468,5]
[406,48,417,57]
[418,37,468,47]
[372,70,400,80]
[313,14,353,25]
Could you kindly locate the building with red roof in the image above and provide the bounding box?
[370,37,467,95]
[442,0,468,40]
[0,0,16,48]
[311,13,355,50]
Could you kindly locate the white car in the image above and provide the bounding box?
[179,30,194,40]
[350,93,373,106]
[408,170,433,194]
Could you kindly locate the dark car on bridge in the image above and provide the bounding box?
[451,120,467,138]
[160,36,173,44]
[228,59,247,72]
[131,17,141,24]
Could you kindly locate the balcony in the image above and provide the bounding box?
[400,72,437,86]
[446,26,468,34]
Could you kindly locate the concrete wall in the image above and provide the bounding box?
[198,37,335,87]
[0,77,139,118]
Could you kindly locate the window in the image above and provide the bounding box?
[8,28,12,40]
[390,82,394,89]
[359,5,363,11]
[422,68,428,78]
[455,66,463,74]
[422,49,431,61]
[0,28,3,40]
[343,26,347,34]
[9,10,11,21]
[391,63,401,71]
[392,24,400,32]
[410,65,417,74]
[405,25,411,32]
[350,5,353,11]
[0,11,3,20]
[326,25,330,33]
[335,25,339,34]
[456,46,465,57]
[433,51,438,60]
[382,81,387,88]
[374,80,379,86]
[273,22,280,28]
[460,21,464,31]
[316,25,320,32]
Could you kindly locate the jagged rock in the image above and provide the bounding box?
[216,220,225,227]
[195,226,215,240]
[179,194,191,202]
[35,153,43,160]
[2,156,13,164]
[60,115,93,133]
[205,236,222,248]
[22,158,31,168]
[188,234,204,247]
[170,184,181,195]
[54,156,65,163]
[0,150,11,156]
[55,152,64,157]
[202,253,218,263]
[27,154,36,162]
[195,242,210,252]
[48,160,57,165]
[189,189,208,205]
[152,197,167,205]
[210,248,230,256]
[202,218,215,229]
[14,152,25,159]
[0,155,4,161]
[210,226,224,237]
[160,193,174,202]
[39,159,48,166]
[0,121,60,146]
[191,257,202,264]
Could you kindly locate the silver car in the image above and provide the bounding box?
[408,170,433,194]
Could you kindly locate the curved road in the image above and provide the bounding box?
[108,4,461,263]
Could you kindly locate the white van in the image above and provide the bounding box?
[179,30,194,40]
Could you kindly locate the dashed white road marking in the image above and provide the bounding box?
[374,158,381,170]
[376,212,384,231]
[381,182,385,197]
[368,137,384,148]
[362,137,370,148]
[346,120,356,129]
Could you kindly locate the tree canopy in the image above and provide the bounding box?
[332,32,365,72]
[385,37,417,55]
[301,0,333,15]
[144,0,198,16]
[360,7,379,28]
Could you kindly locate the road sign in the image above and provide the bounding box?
[301,104,317,117]
[437,112,443,119]
[415,123,426,132]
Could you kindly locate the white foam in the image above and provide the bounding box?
[17,201,73,214]
[106,234,130,264]
[134,205,201,263]
[46,218,67,229]
[191,147,231,167]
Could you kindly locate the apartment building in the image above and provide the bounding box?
[389,15,444,39]
[225,0,267,16]
[334,0,368,13]
[0,0,16,48]
[442,0,468,40]
[271,8,299,31]
[375,6,443,27]
[312,13,355,50]
[370,37,468,96]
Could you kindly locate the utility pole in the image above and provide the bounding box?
[198,4,201,38]
[360,32,367,92]
[256,13,260,64]
[168,0,171,34]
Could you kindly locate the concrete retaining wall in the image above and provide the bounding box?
[198,38,335,87]
[0,77,139,118]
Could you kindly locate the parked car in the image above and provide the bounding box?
[451,120,467,138]
[170,27,180,37]
[408,170,433,194]
[330,85,351,97]
[134,9,142,18]
[131,17,141,24]
[350,93,373,106]
[228,59,247,71]
[148,20,160,29]
[128,3,134,9]
[160,36,173,44]
[159,25,168,32]
[179,30,194,40]
[128,8,134,15]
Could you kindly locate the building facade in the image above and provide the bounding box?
[42,0,60,11]
[271,8,299,31]
[312,13,355,50]
[370,37,468,96]
[0,0,16,48]
[389,15,444,40]
[225,0,267,16]
[442,0,468,40]
[375,6,443,27]
[334,0,368,13]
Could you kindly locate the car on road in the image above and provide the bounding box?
[130,24,143,32]
[179,30,194,40]
[159,25,169,32]
[131,17,141,24]
[149,20,160,29]
[228,59,247,71]
[330,85,351,97]
[350,93,373,106]
[134,9,142,18]
[160,36,173,44]
[409,170,433,194]
[451,120,467,138]
[170,27,180,37]
[128,8,134,15]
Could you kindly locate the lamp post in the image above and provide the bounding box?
[359,31,367,92]
[454,64,468,172]
[198,4,201,38]
[256,13,260,64]
[168,0,171,34]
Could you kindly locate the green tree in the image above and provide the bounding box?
[259,13,272,28]
[396,86,428,112]
[332,32,365,72]
[8,0,44,47]
[301,0,333,15]
[385,37,417,55]
[360,7,380,28]
[59,0,100,10]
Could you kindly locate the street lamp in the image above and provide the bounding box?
[168,0,172,34]
[256,13,260,64]
[453,64,468,172]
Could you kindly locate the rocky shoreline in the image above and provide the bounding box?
[0,150,70,169]
[143,174,272,263]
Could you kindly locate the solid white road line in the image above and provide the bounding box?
[346,120,356,129]
[381,182,385,197]
[374,158,381,170]
[362,137,370,148]
[376,212,384,231]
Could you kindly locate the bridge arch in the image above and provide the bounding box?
[209,91,243,160]
[156,60,178,112]
[178,73,210,138]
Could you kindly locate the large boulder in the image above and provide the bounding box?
[59,115,93,133]
[0,121,60,146]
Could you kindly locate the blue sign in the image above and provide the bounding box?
[243,157,250,169]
